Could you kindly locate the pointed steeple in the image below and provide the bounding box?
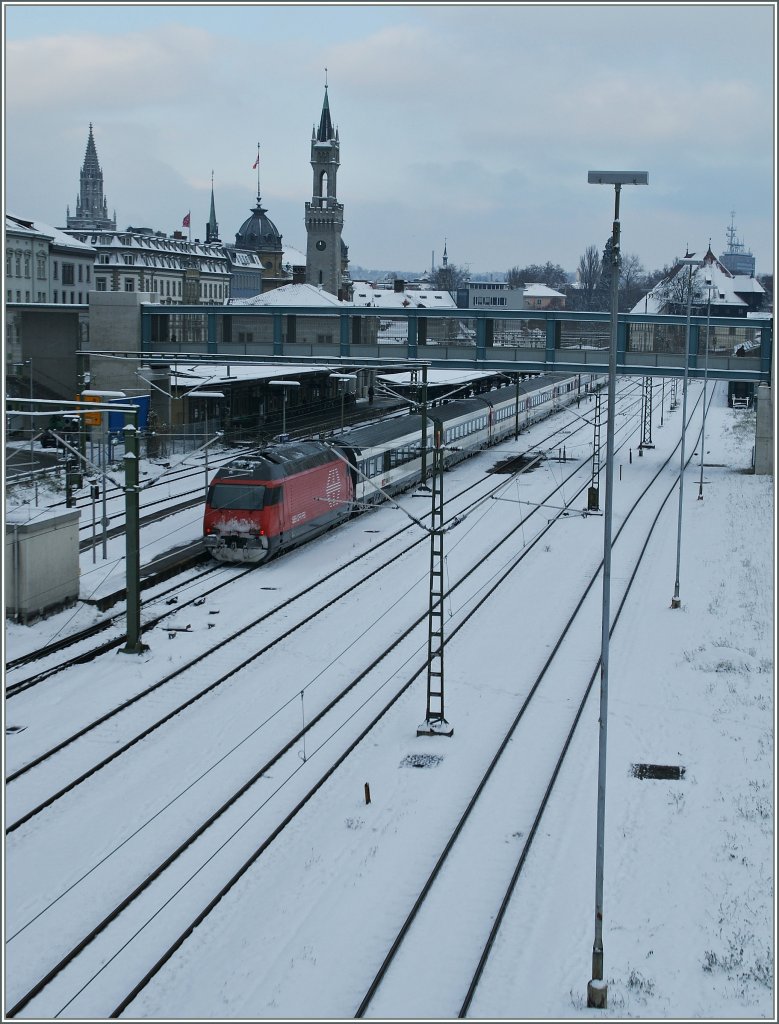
[206,170,220,243]
[442,239,448,267]
[83,123,100,174]
[317,85,334,142]
[66,123,116,231]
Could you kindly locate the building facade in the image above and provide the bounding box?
[6,214,96,306]
[719,212,756,278]
[63,227,232,304]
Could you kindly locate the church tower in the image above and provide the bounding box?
[66,124,116,231]
[305,84,344,297]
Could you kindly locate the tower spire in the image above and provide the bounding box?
[317,80,334,142]
[66,123,116,230]
[206,170,220,243]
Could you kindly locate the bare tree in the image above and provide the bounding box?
[432,262,468,297]
[652,263,707,314]
[506,262,568,291]
[620,252,646,309]
[757,273,772,309]
[575,245,601,310]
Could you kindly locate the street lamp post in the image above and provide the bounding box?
[329,373,357,432]
[268,379,300,439]
[698,274,713,500]
[671,256,704,607]
[586,169,648,1010]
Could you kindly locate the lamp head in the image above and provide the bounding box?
[587,170,649,186]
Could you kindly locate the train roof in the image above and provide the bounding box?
[331,372,579,450]
[213,439,341,482]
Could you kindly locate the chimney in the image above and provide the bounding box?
[292,265,306,284]
[394,278,405,293]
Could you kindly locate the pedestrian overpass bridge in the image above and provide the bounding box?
[138,303,772,383]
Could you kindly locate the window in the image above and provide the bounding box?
[124,278,135,292]
[53,290,58,302]
[123,254,135,265]
[98,254,110,264]
[53,260,59,279]
[37,291,46,302]
[15,254,22,276]
[25,290,30,302]
[6,251,11,275]
[16,290,21,302]
[24,254,31,278]
[78,264,83,282]
[209,483,266,511]
[96,278,107,291]
[62,263,75,285]
[37,256,46,279]
[86,266,90,283]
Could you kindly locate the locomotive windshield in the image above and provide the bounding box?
[208,483,266,511]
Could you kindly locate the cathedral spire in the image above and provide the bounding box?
[66,123,116,231]
[206,170,220,243]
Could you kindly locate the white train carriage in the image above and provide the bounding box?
[335,372,601,506]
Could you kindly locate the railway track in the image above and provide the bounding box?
[5,380,661,1018]
[355,401,707,1018]
[6,378,635,692]
[5,380,640,789]
[109,382,703,1019]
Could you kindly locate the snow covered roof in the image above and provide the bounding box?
[523,283,565,298]
[7,214,96,252]
[169,362,342,389]
[6,215,49,240]
[629,253,763,315]
[731,276,765,295]
[350,282,456,309]
[230,283,348,307]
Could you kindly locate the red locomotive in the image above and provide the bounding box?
[203,441,355,563]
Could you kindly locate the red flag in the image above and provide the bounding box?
[252,154,259,170]
[182,212,190,228]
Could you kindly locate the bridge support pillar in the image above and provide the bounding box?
[754,384,773,475]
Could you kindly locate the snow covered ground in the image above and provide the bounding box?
[4,381,775,1019]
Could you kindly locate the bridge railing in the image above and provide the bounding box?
[136,303,772,383]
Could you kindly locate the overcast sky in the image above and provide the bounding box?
[4,2,776,277]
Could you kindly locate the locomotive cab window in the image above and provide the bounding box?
[208,483,266,510]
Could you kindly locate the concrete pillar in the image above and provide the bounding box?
[753,384,773,475]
